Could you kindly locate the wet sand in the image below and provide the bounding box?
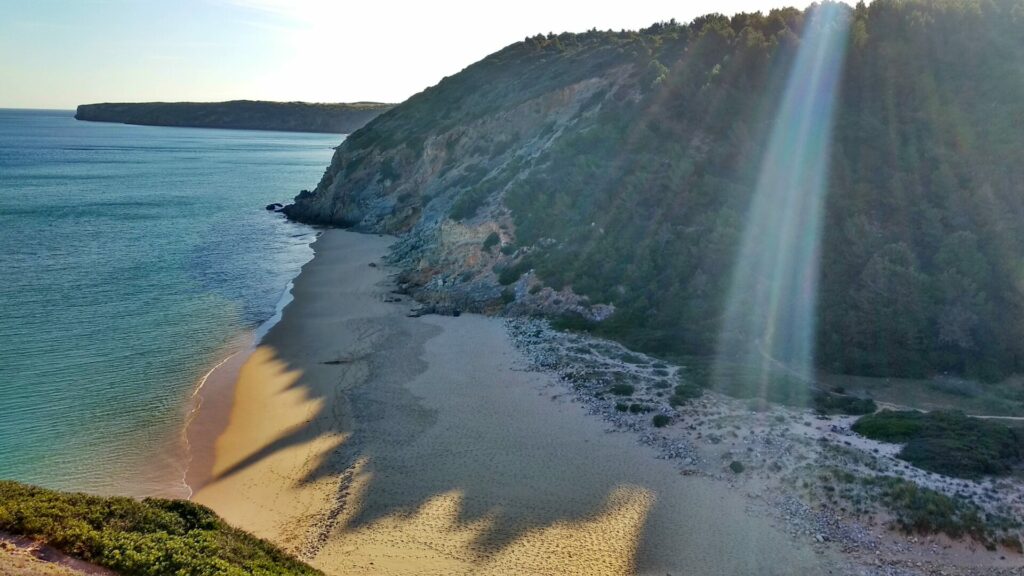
[193,229,834,575]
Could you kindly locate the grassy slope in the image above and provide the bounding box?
[0,481,321,576]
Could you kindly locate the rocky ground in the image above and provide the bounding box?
[504,317,1024,576]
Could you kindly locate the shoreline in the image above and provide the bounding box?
[182,335,252,496]
[191,228,839,575]
[184,242,319,497]
[184,227,1024,575]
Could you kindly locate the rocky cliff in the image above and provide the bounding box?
[284,31,640,319]
[75,100,393,134]
[286,0,1024,381]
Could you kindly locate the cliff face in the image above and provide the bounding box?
[284,35,639,318]
[286,0,1024,381]
[75,101,393,134]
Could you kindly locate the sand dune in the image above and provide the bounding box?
[193,229,833,575]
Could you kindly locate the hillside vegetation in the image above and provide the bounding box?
[75,101,393,134]
[0,481,320,576]
[286,0,1024,383]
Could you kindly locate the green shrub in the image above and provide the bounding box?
[615,402,629,412]
[0,481,320,576]
[628,403,651,414]
[652,414,671,427]
[500,288,515,304]
[496,258,533,285]
[729,461,745,474]
[609,383,635,396]
[812,392,877,415]
[668,382,708,407]
[852,411,1022,478]
[482,232,500,251]
[865,476,1000,546]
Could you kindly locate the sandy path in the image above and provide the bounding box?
[194,229,833,575]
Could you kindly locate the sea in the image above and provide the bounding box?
[0,108,342,498]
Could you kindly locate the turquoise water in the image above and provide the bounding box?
[0,109,342,497]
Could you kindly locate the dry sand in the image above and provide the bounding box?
[193,229,834,575]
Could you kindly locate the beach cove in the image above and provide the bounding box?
[0,109,339,498]
[191,229,835,575]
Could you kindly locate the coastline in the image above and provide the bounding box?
[182,334,252,496]
[184,245,318,496]
[191,228,837,575]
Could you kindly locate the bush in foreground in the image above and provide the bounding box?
[0,481,321,576]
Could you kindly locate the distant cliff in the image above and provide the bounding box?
[75,100,394,134]
[285,0,1024,382]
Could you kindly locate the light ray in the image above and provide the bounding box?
[714,3,852,403]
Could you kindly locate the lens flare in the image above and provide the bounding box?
[714,4,852,403]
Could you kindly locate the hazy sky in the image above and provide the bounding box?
[0,0,842,110]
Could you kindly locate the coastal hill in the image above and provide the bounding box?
[75,100,394,134]
[286,0,1024,384]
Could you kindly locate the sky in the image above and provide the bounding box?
[0,0,845,110]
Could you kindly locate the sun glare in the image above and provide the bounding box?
[714,3,852,402]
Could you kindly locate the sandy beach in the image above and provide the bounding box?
[192,229,834,575]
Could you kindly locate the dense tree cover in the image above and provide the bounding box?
[293,0,1024,382]
[0,481,321,576]
[500,0,1024,381]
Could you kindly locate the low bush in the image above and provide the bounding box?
[729,461,745,473]
[482,232,500,251]
[852,411,1022,478]
[0,481,320,576]
[629,403,651,414]
[609,383,635,396]
[812,392,877,415]
[866,476,997,546]
[496,258,533,285]
[652,414,671,427]
[667,382,704,407]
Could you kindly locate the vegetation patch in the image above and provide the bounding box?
[652,414,671,427]
[0,480,321,576]
[811,392,877,415]
[609,383,635,396]
[852,411,1022,478]
[495,258,533,285]
[864,476,1018,548]
[668,382,704,407]
[482,232,500,251]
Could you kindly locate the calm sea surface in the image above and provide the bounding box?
[0,109,341,497]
